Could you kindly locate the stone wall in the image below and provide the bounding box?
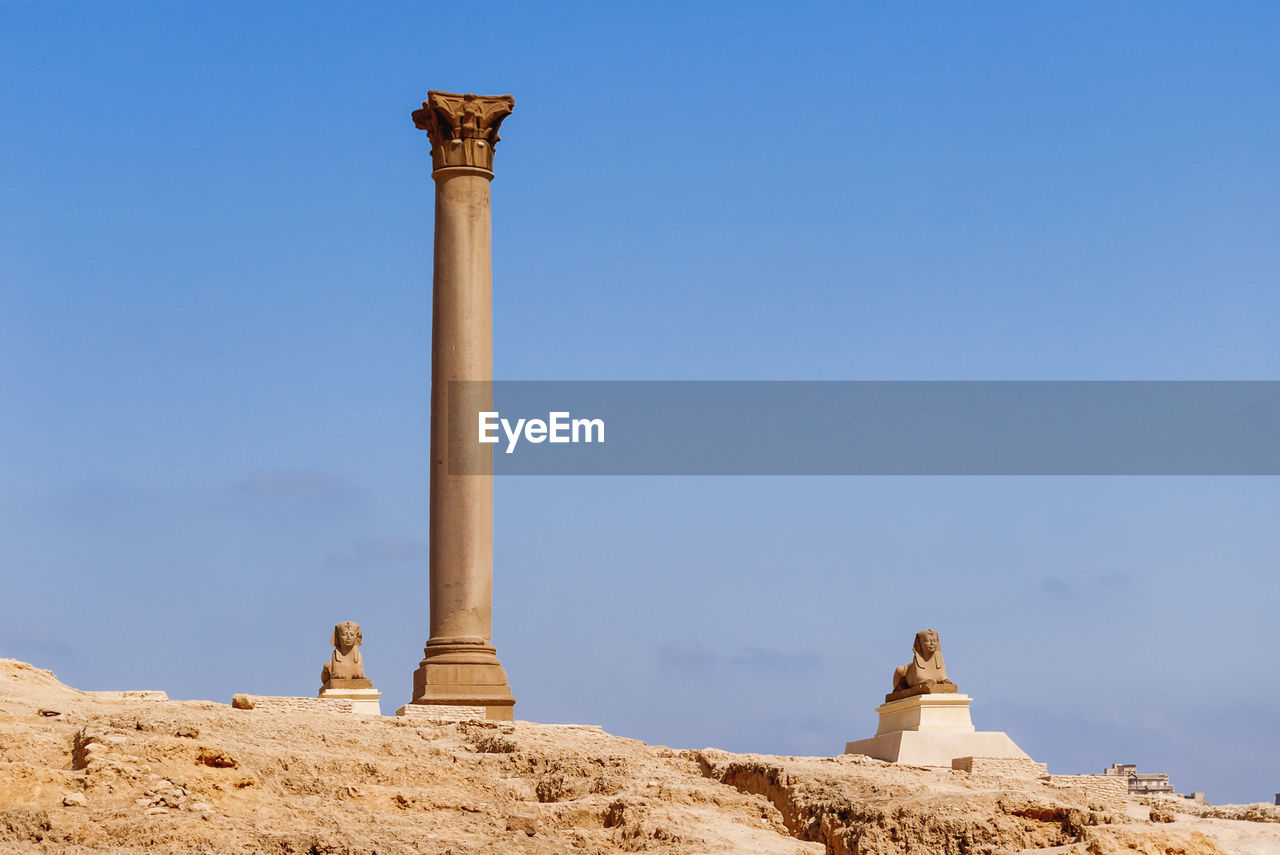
[952,756,1048,778]
[396,703,486,722]
[1043,774,1130,805]
[231,694,356,715]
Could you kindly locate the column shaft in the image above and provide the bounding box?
[429,168,494,643]
[409,90,516,720]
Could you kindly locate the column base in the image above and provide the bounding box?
[410,639,516,721]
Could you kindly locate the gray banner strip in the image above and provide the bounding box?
[444,381,1280,475]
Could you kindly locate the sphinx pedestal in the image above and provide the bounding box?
[318,688,382,716]
[844,694,1029,767]
[319,678,382,716]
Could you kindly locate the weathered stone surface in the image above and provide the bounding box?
[408,90,516,721]
[412,91,515,172]
[505,813,538,836]
[887,629,958,702]
[1042,773,1129,806]
[394,702,485,722]
[313,621,382,713]
[85,690,168,700]
[0,659,1261,855]
[952,756,1049,778]
[232,694,356,715]
[321,621,369,689]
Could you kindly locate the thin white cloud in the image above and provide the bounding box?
[657,639,718,672]
[659,641,820,674]
[323,536,427,570]
[235,468,354,499]
[729,647,821,672]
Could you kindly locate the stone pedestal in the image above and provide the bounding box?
[407,90,517,721]
[318,688,383,716]
[876,693,975,734]
[845,694,1030,767]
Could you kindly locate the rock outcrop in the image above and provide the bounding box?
[1,659,1271,854]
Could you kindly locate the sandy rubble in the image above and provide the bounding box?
[1,658,1277,855]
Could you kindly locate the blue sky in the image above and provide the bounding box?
[2,2,1278,804]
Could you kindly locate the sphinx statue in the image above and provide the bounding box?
[321,621,373,690]
[886,628,958,702]
[845,629,1033,766]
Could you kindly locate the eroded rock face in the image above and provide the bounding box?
[695,752,1088,855]
[0,658,1261,855]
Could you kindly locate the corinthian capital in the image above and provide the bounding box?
[412,91,515,173]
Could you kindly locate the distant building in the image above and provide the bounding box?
[1103,763,1175,796]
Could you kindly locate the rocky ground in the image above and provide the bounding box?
[2,658,1277,854]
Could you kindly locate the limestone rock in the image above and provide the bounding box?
[505,813,538,836]
[0,657,1268,855]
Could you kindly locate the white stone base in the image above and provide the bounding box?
[845,730,1030,767]
[876,693,975,734]
[395,702,486,722]
[845,693,1031,767]
[318,688,382,716]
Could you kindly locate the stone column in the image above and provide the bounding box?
[408,91,516,720]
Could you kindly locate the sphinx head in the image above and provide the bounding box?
[331,621,362,654]
[913,629,940,658]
